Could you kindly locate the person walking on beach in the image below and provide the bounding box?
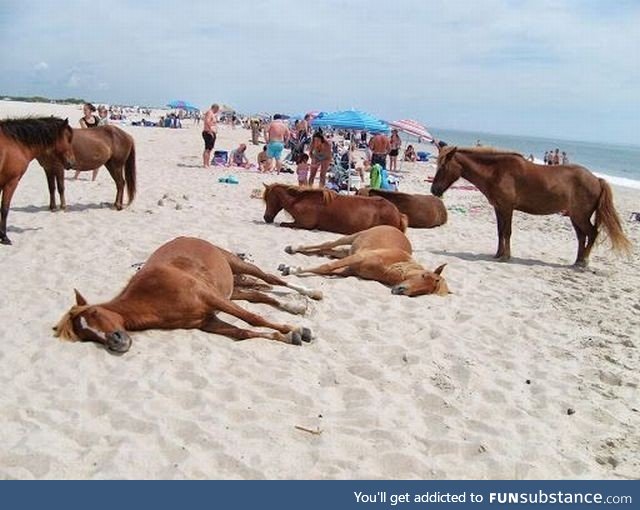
[265,114,290,174]
[309,131,332,187]
[369,131,390,169]
[389,129,401,172]
[202,104,220,168]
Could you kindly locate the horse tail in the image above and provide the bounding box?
[596,178,631,255]
[399,213,409,232]
[125,141,137,204]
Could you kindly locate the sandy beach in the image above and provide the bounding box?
[0,101,638,480]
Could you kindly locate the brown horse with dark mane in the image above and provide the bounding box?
[0,116,74,244]
[54,237,322,353]
[37,125,136,211]
[263,183,408,235]
[431,146,632,266]
[357,188,448,228]
[278,225,450,297]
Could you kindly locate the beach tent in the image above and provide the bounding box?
[166,100,199,111]
[388,119,433,142]
[311,109,389,133]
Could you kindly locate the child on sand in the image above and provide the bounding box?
[296,153,310,186]
[257,146,269,172]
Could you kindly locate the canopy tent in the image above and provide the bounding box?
[311,109,389,133]
[388,119,433,142]
[166,100,199,111]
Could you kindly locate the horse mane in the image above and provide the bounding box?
[53,305,90,341]
[263,184,337,204]
[0,116,69,148]
[387,260,425,279]
[441,145,525,160]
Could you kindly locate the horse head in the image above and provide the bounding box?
[52,118,76,169]
[54,289,131,353]
[262,183,284,223]
[391,264,450,297]
[431,146,460,197]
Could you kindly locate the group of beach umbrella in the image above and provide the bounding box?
[167,100,434,142]
[308,109,434,142]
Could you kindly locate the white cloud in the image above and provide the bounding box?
[34,61,48,71]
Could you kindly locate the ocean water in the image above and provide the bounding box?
[428,128,640,190]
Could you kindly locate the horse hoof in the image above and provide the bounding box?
[285,245,295,254]
[301,327,313,343]
[290,331,302,346]
[279,265,291,276]
[1,237,12,246]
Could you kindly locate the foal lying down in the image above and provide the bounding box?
[279,226,450,297]
[54,237,322,353]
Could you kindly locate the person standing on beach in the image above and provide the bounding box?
[369,131,390,169]
[389,129,401,171]
[202,104,220,168]
[74,103,100,180]
[552,148,560,165]
[561,151,569,165]
[309,131,332,187]
[265,114,290,174]
[543,151,549,164]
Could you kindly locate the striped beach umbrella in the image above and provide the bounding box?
[388,119,433,142]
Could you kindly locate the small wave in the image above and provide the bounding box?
[594,172,640,190]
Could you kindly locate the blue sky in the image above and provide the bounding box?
[1,0,639,145]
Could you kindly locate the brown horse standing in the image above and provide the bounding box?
[54,237,322,353]
[37,125,136,210]
[279,226,449,296]
[357,188,448,228]
[0,117,75,244]
[430,146,631,266]
[263,183,408,235]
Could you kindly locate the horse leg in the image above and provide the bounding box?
[571,214,598,266]
[202,295,311,345]
[0,178,19,245]
[279,254,361,278]
[231,288,307,315]
[493,208,512,260]
[223,251,323,300]
[570,220,587,266]
[55,167,66,210]
[45,168,57,211]
[285,232,359,258]
[106,163,124,210]
[200,315,299,343]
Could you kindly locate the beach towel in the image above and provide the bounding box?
[370,164,382,189]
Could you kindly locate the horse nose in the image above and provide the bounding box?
[107,330,131,353]
[391,285,407,295]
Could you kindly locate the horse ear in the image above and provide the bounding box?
[74,288,88,306]
[434,263,447,275]
[263,183,268,189]
[64,117,69,126]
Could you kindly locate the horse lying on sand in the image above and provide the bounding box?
[54,237,322,353]
[356,188,448,228]
[0,117,75,244]
[263,183,408,234]
[431,146,632,266]
[278,225,450,297]
[37,125,136,211]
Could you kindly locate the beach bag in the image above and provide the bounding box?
[370,164,382,189]
[417,151,430,161]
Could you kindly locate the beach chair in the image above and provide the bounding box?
[212,150,228,166]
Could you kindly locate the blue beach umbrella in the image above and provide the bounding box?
[311,109,389,133]
[166,100,199,111]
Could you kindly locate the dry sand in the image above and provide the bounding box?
[0,101,638,479]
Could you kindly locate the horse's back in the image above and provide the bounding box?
[352,226,412,254]
[320,195,404,234]
[367,189,447,228]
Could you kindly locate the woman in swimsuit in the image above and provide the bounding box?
[308,132,332,188]
[75,103,100,180]
[389,129,401,171]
